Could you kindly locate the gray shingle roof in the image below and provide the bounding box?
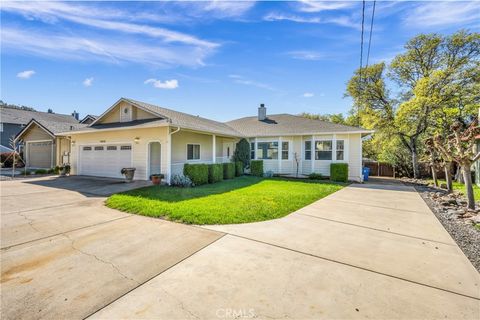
[33,119,88,135]
[69,119,167,133]
[226,114,368,137]
[1,107,79,125]
[125,98,243,137]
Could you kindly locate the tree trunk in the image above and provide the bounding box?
[431,166,438,187]
[455,165,464,183]
[462,165,475,210]
[411,147,419,179]
[444,162,453,193]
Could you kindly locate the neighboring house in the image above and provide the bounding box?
[80,115,98,124]
[14,119,86,169]
[58,98,371,182]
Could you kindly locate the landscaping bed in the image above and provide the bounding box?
[106,176,345,225]
[402,178,480,272]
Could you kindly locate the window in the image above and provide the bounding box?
[304,141,311,160]
[83,146,92,151]
[336,140,345,160]
[315,141,332,160]
[227,147,230,157]
[94,146,104,151]
[257,142,278,160]
[250,142,255,159]
[282,141,289,160]
[187,144,200,160]
[120,145,132,150]
[107,146,117,151]
[0,123,3,132]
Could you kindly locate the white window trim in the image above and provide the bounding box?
[280,140,291,161]
[303,139,312,161]
[314,139,334,161]
[186,143,201,161]
[335,139,347,162]
[256,140,280,160]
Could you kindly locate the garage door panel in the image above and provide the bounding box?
[79,144,132,179]
[28,141,53,168]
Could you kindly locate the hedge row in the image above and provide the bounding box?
[223,162,235,179]
[250,160,263,177]
[184,162,244,186]
[330,163,348,182]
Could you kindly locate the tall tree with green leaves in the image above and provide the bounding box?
[346,30,480,178]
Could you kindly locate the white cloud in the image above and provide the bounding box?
[2,28,214,67]
[296,0,354,13]
[16,70,35,79]
[287,50,326,61]
[228,74,276,91]
[303,92,314,98]
[263,12,359,29]
[83,77,94,87]
[144,79,179,89]
[197,1,256,18]
[403,2,480,28]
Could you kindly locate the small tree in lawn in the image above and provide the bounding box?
[232,138,250,172]
[424,138,442,187]
[434,120,480,209]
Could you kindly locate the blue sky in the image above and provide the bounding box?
[1,1,479,122]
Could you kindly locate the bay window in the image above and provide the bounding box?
[336,140,345,160]
[315,141,332,160]
[304,141,311,160]
[257,142,278,160]
[282,141,289,160]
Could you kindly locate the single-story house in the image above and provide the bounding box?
[14,119,86,168]
[56,98,371,182]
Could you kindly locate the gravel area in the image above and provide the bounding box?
[413,184,480,272]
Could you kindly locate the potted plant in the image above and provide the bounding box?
[150,173,165,185]
[60,164,71,176]
[121,167,136,182]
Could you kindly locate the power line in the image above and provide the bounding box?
[359,0,366,85]
[366,0,377,68]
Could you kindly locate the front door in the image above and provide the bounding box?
[149,142,161,178]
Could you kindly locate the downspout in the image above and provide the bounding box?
[167,125,181,184]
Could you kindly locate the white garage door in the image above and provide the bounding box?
[79,144,132,178]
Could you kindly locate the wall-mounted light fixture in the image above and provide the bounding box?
[134,137,140,144]
[100,140,106,143]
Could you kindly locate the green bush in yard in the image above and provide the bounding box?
[183,163,209,186]
[235,161,243,176]
[330,163,348,182]
[208,163,224,183]
[308,172,323,180]
[34,169,48,174]
[223,162,235,179]
[250,160,264,177]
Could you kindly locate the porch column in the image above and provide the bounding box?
[332,134,337,162]
[311,135,315,173]
[278,136,282,173]
[212,134,216,163]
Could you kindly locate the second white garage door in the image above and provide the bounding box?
[79,144,132,178]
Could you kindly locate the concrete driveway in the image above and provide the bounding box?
[2,177,479,319]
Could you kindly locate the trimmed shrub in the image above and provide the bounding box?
[250,160,264,177]
[330,163,348,182]
[35,169,48,175]
[235,161,243,177]
[171,174,193,188]
[47,168,55,174]
[54,166,61,174]
[232,138,250,170]
[223,162,235,180]
[308,172,323,180]
[184,163,209,186]
[208,163,224,183]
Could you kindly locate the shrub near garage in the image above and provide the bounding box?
[184,163,209,185]
[223,162,235,179]
[208,163,224,183]
[250,160,263,177]
[330,163,348,182]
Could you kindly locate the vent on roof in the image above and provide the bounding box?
[258,103,266,121]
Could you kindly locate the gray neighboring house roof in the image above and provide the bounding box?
[15,119,88,141]
[226,114,370,137]
[0,107,79,125]
[124,98,243,137]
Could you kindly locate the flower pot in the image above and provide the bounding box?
[121,168,136,182]
[151,175,162,185]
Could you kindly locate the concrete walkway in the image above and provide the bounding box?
[2,177,479,319]
[91,179,480,319]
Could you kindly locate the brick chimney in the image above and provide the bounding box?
[258,103,266,121]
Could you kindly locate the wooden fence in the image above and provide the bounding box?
[363,161,446,178]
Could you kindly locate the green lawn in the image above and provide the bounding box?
[106,176,345,225]
[431,179,480,199]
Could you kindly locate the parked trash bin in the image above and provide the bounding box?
[362,167,370,181]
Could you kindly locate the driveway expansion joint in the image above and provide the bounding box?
[225,233,480,301]
[296,212,455,246]
[327,198,429,214]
